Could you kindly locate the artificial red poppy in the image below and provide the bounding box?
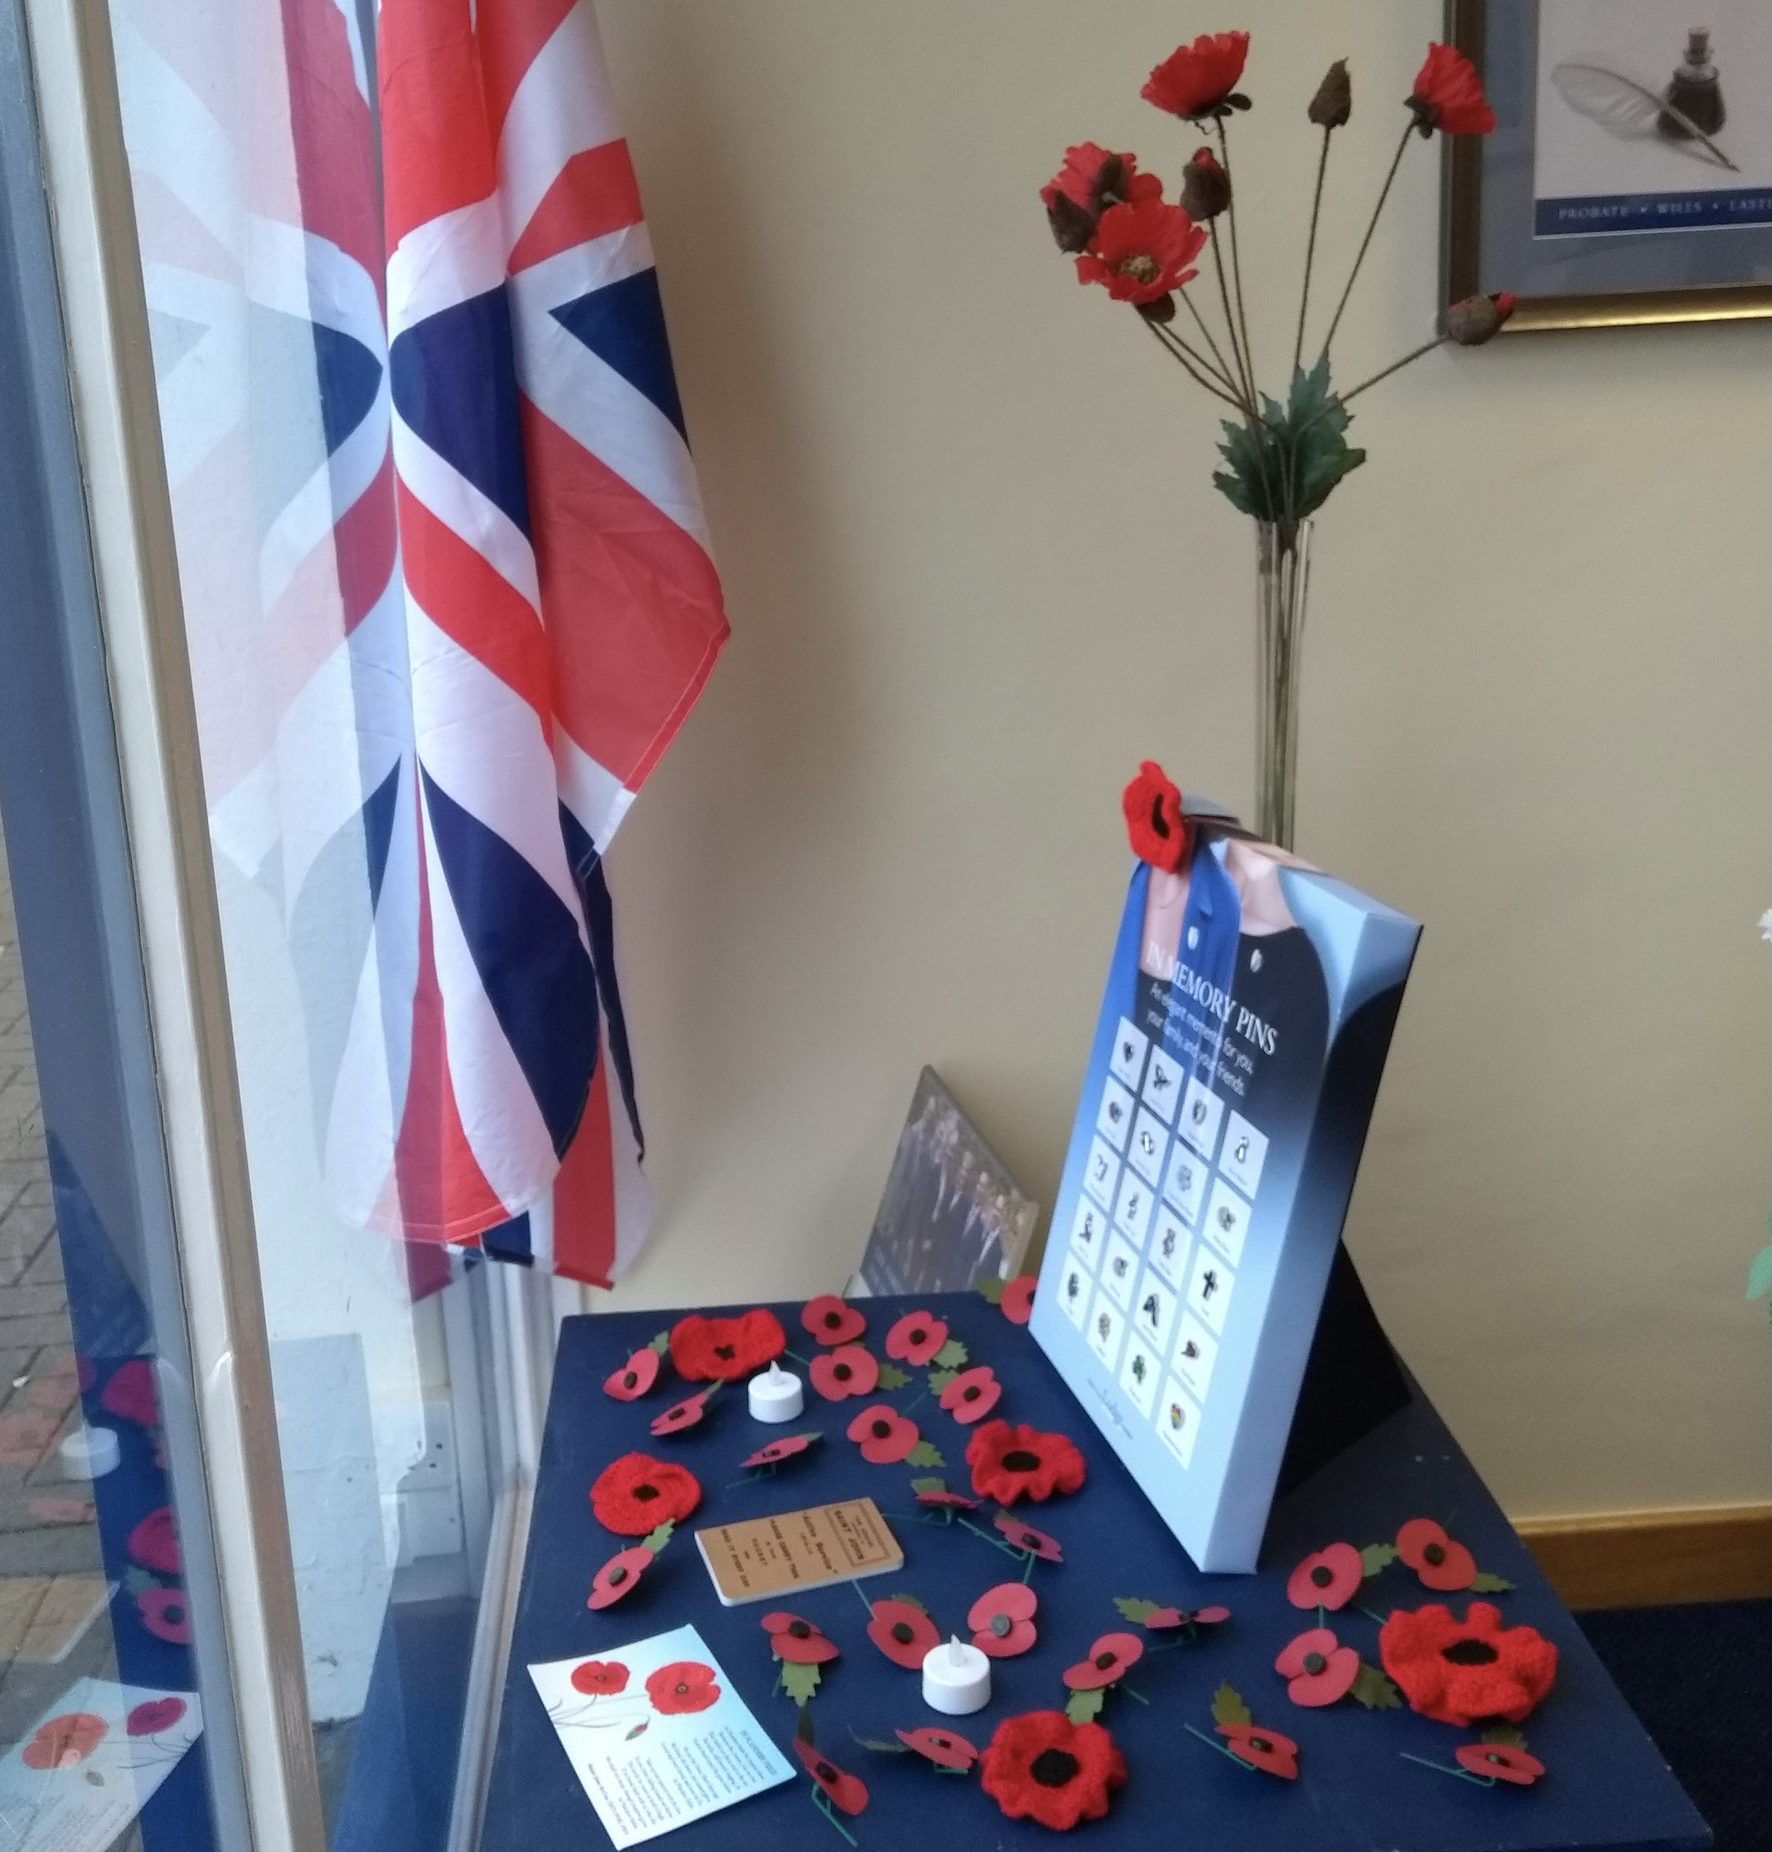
[669,1309,786,1383]
[22,1712,107,1770]
[1407,43,1496,137]
[939,1365,1003,1425]
[1218,1722,1298,1779]
[763,1612,841,1666]
[967,1420,1087,1505]
[1121,762,1190,873]
[1397,1518,1478,1592]
[969,1582,1038,1658]
[650,1389,713,1437]
[1456,1742,1546,1786]
[846,1404,920,1464]
[802,1295,867,1347]
[1143,30,1251,118]
[741,1433,820,1470]
[1274,1626,1360,1707]
[809,1345,879,1402]
[590,1454,703,1536]
[1040,143,1162,218]
[1145,1604,1230,1630]
[1379,1603,1558,1727]
[995,1512,1063,1562]
[604,1349,661,1401]
[896,1726,977,1771]
[1287,1541,1363,1611]
[647,1660,720,1715]
[588,1547,655,1610]
[1064,1631,1144,1691]
[101,1357,160,1426]
[136,1587,190,1644]
[867,1598,941,1668]
[571,1661,631,1695]
[127,1507,182,1577]
[980,1710,1126,1831]
[127,1697,187,1736]
[915,1483,978,1510]
[1078,200,1209,307]
[1000,1276,1037,1326]
[793,1737,869,1815]
[884,1311,948,1365]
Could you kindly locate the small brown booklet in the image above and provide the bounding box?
[694,1498,904,1607]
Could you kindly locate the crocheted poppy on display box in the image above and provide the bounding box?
[589,1454,702,1536]
[1379,1602,1558,1726]
[669,1310,786,1383]
[980,1710,1126,1831]
[967,1420,1087,1504]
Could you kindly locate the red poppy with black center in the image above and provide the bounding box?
[590,1454,702,1535]
[669,1309,786,1383]
[1287,1541,1363,1611]
[22,1712,108,1770]
[1121,762,1190,872]
[867,1598,941,1668]
[128,1506,182,1577]
[995,1511,1063,1561]
[916,1484,978,1510]
[741,1433,819,1470]
[967,1420,1087,1505]
[884,1311,948,1365]
[1145,1603,1230,1630]
[1275,1626,1360,1707]
[1456,1742,1545,1786]
[939,1364,1002,1425]
[650,1389,713,1438]
[137,1587,190,1643]
[1079,198,1212,306]
[1407,42,1496,136]
[603,1348,661,1401]
[646,1661,720,1715]
[1218,1722,1298,1779]
[793,1738,869,1815]
[126,1697,186,1737]
[846,1403,920,1464]
[1000,1276,1036,1325]
[802,1294,866,1347]
[896,1726,977,1771]
[1141,30,1251,119]
[809,1345,879,1402]
[1379,1602,1558,1726]
[571,1660,630,1695]
[1397,1517,1478,1592]
[968,1581,1038,1658]
[762,1611,841,1666]
[588,1546,655,1610]
[980,1710,1126,1831]
[1063,1631,1144,1691]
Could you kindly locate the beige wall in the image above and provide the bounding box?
[591,0,1772,1522]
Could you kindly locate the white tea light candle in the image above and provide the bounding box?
[747,1360,804,1424]
[922,1635,991,1715]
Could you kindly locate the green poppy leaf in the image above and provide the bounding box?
[1360,1542,1398,1577]
[1065,1687,1107,1727]
[903,1440,946,1469]
[1468,1571,1515,1593]
[781,1660,822,1706]
[876,1364,912,1391]
[931,1339,970,1372]
[1350,1662,1402,1710]
[1210,1682,1252,1728]
[1114,1598,1163,1624]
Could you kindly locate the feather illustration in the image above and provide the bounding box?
[1550,63,1738,171]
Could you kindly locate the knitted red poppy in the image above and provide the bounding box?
[967,1420,1087,1505]
[590,1454,702,1536]
[669,1309,786,1383]
[981,1711,1126,1831]
[646,1661,720,1715]
[1379,1602,1558,1726]
[1122,761,1190,873]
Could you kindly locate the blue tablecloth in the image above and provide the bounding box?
[483,1295,1707,1851]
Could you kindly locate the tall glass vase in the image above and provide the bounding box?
[1253,519,1312,852]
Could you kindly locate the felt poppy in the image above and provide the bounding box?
[1287,1541,1364,1611]
[1064,1631,1144,1691]
[1275,1626,1360,1707]
[764,1612,841,1666]
[1407,43,1495,137]
[590,1454,703,1535]
[1121,762,1190,873]
[1396,1518,1478,1592]
[846,1404,920,1464]
[809,1345,879,1402]
[1218,1722,1298,1779]
[995,1512,1063,1562]
[1000,1276,1037,1326]
[980,1710,1127,1831]
[896,1726,978,1771]
[22,1712,108,1770]
[967,1420,1087,1505]
[969,1582,1038,1658]
[650,1389,714,1438]
[669,1309,786,1383]
[939,1365,1003,1425]
[647,1660,720,1715]
[884,1312,949,1365]
[588,1546,655,1610]
[1456,1742,1546,1786]
[867,1598,941,1668]
[127,1697,187,1736]
[1142,30,1251,119]
[126,1507,183,1577]
[793,1737,869,1815]
[136,1587,191,1644]
[101,1357,160,1427]
[802,1295,867,1347]
[1379,1603,1558,1727]
[604,1349,661,1401]
[1078,200,1209,307]
[570,1661,631,1695]
[741,1433,820,1470]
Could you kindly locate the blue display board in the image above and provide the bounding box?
[1030,834,1420,1572]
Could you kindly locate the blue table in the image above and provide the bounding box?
[483,1295,1708,1850]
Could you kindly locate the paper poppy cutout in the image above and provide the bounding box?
[1063,1631,1144,1691]
[646,1660,720,1715]
[764,1612,842,1665]
[1456,1742,1546,1786]
[590,1455,703,1535]
[1379,1603,1558,1726]
[101,1357,160,1427]
[571,1661,631,1695]
[22,1712,108,1770]
[980,1710,1126,1831]
[868,1597,941,1668]
[1000,1276,1037,1325]
[1275,1627,1360,1707]
[1397,1518,1479,1592]
[939,1365,1003,1425]
[1116,1596,1229,1631]
[912,1477,978,1510]
[1218,1722,1298,1779]
[604,1349,661,1401]
[741,1433,821,1470]
[967,1420,1087,1504]
[587,1546,655,1610]
[793,1736,869,1815]
[883,1311,948,1364]
[809,1346,879,1402]
[969,1582,1038,1658]
[126,1697,186,1737]
[896,1726,978,1770]
[650,1388,715,1437]
[802,1295,867,1347]
[1287,1541,1363,1611]
[127,1506,182,1577]
[670,1309,786,1383]
[995,1511,1063,1562]
[846,1404,919,1464]
[136,1587,190,1644]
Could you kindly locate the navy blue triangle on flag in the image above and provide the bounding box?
[551,268,687,441]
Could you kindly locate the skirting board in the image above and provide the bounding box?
[1517,1504,1772,1611]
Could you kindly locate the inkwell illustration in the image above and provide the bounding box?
[1551,29,1737,171]
[1659,28,1725,140]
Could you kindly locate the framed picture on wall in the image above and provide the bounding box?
[1445,0,1772,329]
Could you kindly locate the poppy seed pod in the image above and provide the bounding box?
[1444,291,1517,345]
[1308,59,1352,128]
[1046,190,1096,253]
[1181,147,1232,221]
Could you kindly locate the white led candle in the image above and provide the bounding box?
[747,1360,804,1424]
[921,1635,992,1716]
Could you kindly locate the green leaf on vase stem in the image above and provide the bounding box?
[1212,355,1366,525]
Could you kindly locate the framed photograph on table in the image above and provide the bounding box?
[1446,0,1772,329]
